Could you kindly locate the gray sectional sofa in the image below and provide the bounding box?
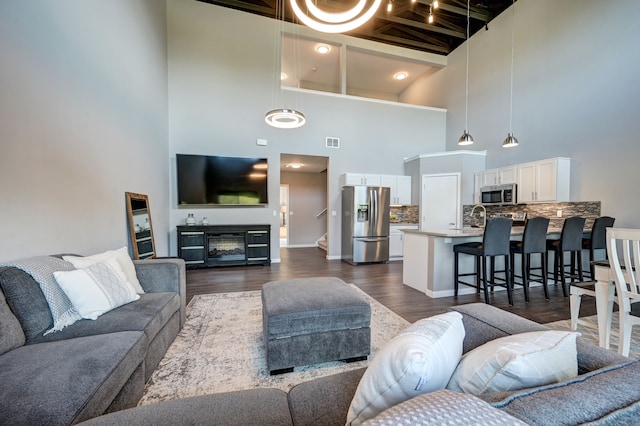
[79,302,640,425]
[0,257,186,425]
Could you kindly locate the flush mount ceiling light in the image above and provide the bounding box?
[289,0,382,33]
[265,109,306,129]
[315,44,330,54]
[280,72,287,80]
[393,71,408,81]
[503,0,519,148]
[458,0,474,146]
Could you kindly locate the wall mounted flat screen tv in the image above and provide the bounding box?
[176,154,268,205]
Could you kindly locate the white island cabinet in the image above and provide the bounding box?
[402,227,565,298]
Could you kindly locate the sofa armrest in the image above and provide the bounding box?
[447,303,548,354]
[481,359,640,425]
[134,258,186,327]
[447,303,629,373]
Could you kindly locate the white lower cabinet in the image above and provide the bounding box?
[390,224,419,258]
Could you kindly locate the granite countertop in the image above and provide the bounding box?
[403,226,568,238]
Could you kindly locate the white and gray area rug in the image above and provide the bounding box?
[140,287,640,406]
[545,313,640,359]
[139,285,410,405]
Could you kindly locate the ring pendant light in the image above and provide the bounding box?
[265,0,306,129]
[289,0,383,33]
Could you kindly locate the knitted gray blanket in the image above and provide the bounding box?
[1,256,80,334]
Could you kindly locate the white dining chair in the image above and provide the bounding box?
[606,227,640,357]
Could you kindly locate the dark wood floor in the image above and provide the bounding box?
[185,247,597,324]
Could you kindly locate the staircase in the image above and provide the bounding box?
[316,233,327,252]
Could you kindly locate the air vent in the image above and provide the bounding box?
[326,137,340,148]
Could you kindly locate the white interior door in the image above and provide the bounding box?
[420,173,461,231]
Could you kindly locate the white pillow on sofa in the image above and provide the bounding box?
[346,311,465,426]
[54,258,140,320]
[447,330,579,396]
[64,247,144,294]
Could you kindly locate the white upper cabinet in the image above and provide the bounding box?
[516,158,570,203]
[473,172,483,204]
[381,175,412,205]
[340,173,381,187]
[481,166,517,186]
[341,173,412,205]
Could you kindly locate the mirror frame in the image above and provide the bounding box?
[125,192,156,260]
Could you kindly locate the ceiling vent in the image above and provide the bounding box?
[326,137,340,148]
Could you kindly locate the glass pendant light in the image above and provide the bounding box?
[458,0,474,146]
[503,0,518,148]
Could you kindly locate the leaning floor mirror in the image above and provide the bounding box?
[125,192,156,260]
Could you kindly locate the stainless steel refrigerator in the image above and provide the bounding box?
[341,186,390,265]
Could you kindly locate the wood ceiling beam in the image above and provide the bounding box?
[415,0,491,22]
[377,14,465,39]
[352,29,451,54]
[399,26,451,48]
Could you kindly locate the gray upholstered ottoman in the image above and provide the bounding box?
[261,277,371,375]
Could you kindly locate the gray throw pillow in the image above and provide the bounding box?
[0,267,52,341]
[0,288,26,354]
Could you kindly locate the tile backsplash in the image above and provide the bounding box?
[462,201,602,229]
[390,205,419,224]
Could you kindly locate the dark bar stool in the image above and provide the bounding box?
[582,216,615,279]
[510,217,550,302]
[546,216,586,297]
[454,217,514,305]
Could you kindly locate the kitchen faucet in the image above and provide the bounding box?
[470,204,487,228]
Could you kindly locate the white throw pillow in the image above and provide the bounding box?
[447,330,579,396]
[346,311,465,426]
[64,247,144,294]
[54,258,140,320]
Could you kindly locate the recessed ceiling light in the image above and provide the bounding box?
[316,44,331,54]
[280,72,287,80]
[394,71,408,81]
[287,163,303,169]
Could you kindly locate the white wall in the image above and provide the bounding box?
[412,0,640,228]
[0,1,169,261]
[167,0,447,260]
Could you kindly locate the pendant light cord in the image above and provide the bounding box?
[508,0,515,134]
[464,0,470,130]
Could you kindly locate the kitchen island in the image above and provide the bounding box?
[402,227,565,298]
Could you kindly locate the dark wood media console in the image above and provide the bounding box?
[177,224,270,268]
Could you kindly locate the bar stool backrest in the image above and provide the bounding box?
[560,216,586,251]
[590,216,616,250]
[522,217,550,254]
[483,217,513,256]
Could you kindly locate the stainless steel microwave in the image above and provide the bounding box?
[480,183,517,205]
